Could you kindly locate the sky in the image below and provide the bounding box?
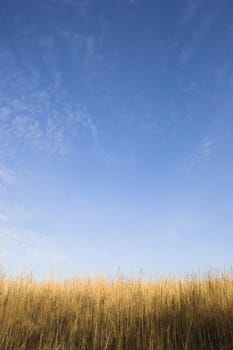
[0,0,233,280]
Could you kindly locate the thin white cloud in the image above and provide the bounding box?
[0,41,100,161]
[58,30,102,70]
[0,0,106,267]
[0,2,101,166]
[179,46,194,63]
[182,136,213,171]
[0,100,99,158]
[46,118,68,155]
[81,114,99,140]
[0,166,14,186]
[201,136,212,158]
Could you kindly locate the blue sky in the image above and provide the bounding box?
[1,0,233,280]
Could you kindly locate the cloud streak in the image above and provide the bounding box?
[0,43,100,177]
[182,136,213,172]
[0,166,14,186]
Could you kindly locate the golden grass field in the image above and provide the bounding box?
[1,270,233,349]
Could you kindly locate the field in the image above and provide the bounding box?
[1,271,233,349]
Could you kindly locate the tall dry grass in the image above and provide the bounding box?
[0,271,233,349]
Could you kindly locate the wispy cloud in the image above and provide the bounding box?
[0,99,96,157]
[58,29,103,72]
[179,46,194,64]
[201,136,212,158]
[0,49,100,157]
[177,3,216,69]
[0,0,102,166]
[182,136,213,172]
[0,166,14,186]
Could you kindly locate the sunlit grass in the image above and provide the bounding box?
[1,270,233,349]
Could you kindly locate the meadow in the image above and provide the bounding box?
[0,270,233,349]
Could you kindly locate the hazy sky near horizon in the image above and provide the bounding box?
[1,0,233,279]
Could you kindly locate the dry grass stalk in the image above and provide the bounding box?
[0,271,233,349]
